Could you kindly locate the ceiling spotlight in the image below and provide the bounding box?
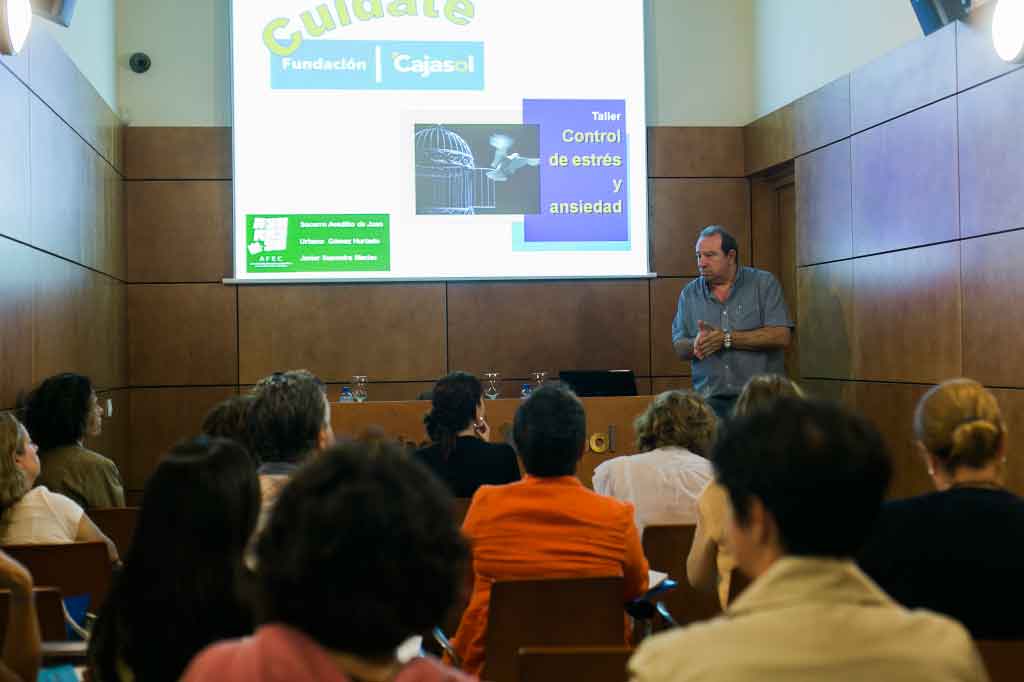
[993,0,1024,63]
[0,0,32,56]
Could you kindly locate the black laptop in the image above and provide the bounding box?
[558,370,638,397]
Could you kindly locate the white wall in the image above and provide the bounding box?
[115,0,758,127]
[645,0,755,126]
[752,0,922,119]
[113,0,932,127]
[117,0,231,126]
[41,0,118,111]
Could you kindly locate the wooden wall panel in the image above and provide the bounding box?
[852,243,961,383]
[30,97,85,265]
[650,277,693,377]
[744,103,795,175]
[0,238,35,409]
[750,178,779,278]
[796,140,852,265]
[957,1,1024,91]
[851,97,958,256]
[958,67,1024,239]
[88,152,124,280]
[991,388,1024,495]
[962,230,1024,388]
[32,255,125,391]
[798,261,853,379]
[850,23,955,133]
[0,65,30,244]
[650,377,692,395]
[776,183,799,377]
[123,127,232,180]
[27,29,121,170]
[447,280,650,379]
[799,379,855,406]
[852,382,933,499]
[127,387,237,489]
[793,76,851,156]
[128,284,238,386]
[646,127,744,178]
[650,179,750,277]
[124,181,232,283]
[239,283,445,384]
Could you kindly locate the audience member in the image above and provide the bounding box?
[452,384,649,678]
[88,437,259,682]
[201,394,258,466]
[593,390,716,533]
[630,399,986,682]
[859,378,1024,638]
[247,370,334,531]
[0,549,39,682]
[414,372,520,498]
[21,373,124,508]
[687,374,803,607]
[0,413,117,562]
[182,439,473,682]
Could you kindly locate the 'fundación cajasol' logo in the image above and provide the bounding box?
[271,40,484,90]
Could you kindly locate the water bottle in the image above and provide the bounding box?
[338,387,354,403]
[520,383,532,400]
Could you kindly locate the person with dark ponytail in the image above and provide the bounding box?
[414,372,520,498]
[859,378,1024,638]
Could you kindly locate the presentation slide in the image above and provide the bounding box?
[230,1,649,281]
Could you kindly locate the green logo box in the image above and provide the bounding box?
[246,214,390,273]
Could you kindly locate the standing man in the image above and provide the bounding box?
[671,225,793,418]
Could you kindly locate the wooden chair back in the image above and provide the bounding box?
[0,587,66,642]
[2,542,113,610]
[517,645,633,682]
[484,577,625,682]
[88,507,140,556]
[641,525,721,626]
[974,640,1024,682]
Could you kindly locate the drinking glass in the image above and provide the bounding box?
[352,375,368,403]
[530,370,547,388]
[483,372,501,400]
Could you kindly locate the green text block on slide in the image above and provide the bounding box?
[246,214,390,273]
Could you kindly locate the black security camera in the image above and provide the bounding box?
[129,52,152,74]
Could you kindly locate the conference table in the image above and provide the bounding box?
[331,396,651,488]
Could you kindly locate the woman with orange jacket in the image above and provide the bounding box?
[451,384,649,677]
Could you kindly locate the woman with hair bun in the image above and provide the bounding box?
[859,378,1024,638]
[414,372,520,498]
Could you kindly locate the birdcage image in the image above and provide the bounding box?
[415,125,496,215]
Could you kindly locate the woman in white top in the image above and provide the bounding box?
[687,374,804,607]
[0,412,118,561]
[593,390,718,534]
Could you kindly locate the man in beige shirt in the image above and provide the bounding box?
[629,398,988,682]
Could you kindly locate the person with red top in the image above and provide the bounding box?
[183,437,473,682]
[451,383,649,677]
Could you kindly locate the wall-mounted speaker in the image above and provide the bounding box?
[910,0,972,35]
[30,0,75,27]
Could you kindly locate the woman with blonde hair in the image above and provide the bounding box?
[686,374,804,607]
[0,413,117,561]
[859,378,1024,638]
[593,390,717,533]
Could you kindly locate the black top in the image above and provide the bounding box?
[858,486,1024,639]
[414,436,521,498]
